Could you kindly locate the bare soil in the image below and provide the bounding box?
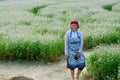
[0,51,92,80]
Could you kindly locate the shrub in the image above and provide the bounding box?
[41,40,64,62]
[93,32,119,46]
[87,45,120,80]
[84,35,93,50]
[103,4,112,11]
[0,38,64,62]
[29,5,47,14]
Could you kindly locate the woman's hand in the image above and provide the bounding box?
[75,52,81,60]
[77,52,81,58]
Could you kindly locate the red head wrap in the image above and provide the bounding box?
[70,20,79,29]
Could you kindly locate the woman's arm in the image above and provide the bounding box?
[65,32,69,56]
[78,32,83,53]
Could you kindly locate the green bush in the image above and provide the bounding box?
[84,35,93,50]
[87,45,120,80]
[29,5,47,14]
[93,32,120,46]
[0,38,64,62]
[83,26,120,50]
[103,4,112,11]
[41,40,64,62]
[0,40,6,59]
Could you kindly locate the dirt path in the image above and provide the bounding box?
[0,51,92,80]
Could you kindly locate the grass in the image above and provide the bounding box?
[87,44,120,80]
[0,0,120,62]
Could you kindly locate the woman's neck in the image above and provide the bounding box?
[71,30,77,32]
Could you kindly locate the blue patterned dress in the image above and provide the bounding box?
[65,30,85,69]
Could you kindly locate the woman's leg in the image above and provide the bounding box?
[70,69,75,80]
[76,68,81,80]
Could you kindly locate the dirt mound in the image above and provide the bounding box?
[10,76,34,80]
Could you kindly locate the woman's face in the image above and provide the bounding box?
[70,24,78,32]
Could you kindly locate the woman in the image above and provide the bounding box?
[65,20,86,80]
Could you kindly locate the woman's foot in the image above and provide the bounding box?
[76,77,78,80]
[75,78,79,80]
